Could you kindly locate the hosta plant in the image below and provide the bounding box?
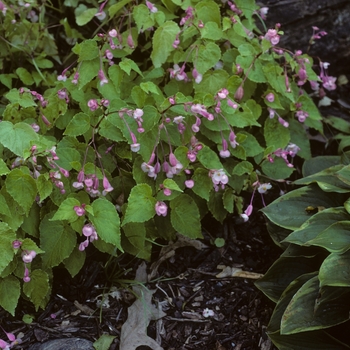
[256,154,350,349]
[0,0,333,314]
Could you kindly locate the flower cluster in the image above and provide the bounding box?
[73,171,114,197]
[268,143,300,168]
[209,169,229,192]
[79,224,98,251]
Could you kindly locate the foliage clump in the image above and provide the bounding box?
[0,0,335,330]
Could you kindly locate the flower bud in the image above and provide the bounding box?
[234,86,244,101]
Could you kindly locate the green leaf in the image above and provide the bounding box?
[170,194,202,238]
[195,42,221,75]
[90,198,122,250]
[120,58,144,77]
[0,121,39,157]
[133,4,155,32]
[195,69,229,95]
[51,197,81,222]
[23,269,50,311]
[200,21,223,40]
[261,184,345,231]
[109,0,132,17]
[0,194,11,217]
[191,168,213,201]
[76,8,97,26]
[122,184,157,225]
[40,213,77,268]
[140,81,160,95]
[99,119,125,142]
[122,222,150,259]
[264,116,290,150]
[261,157,294,180]
[0,159,9,176]
[319,251,350,287]
[63,246,86,277]
[223,189,234,213]
[0,276,20,316]
[37,175,53,201]
[64,112,90,136]
[0,223,16,275]
[195,0,221,25]
[16,67,34,85]
[5,89,37,108]
[196,146,223,170]
[94,334,117,350]
[21,205,40,238]
[163,179,183,192]
[55,147,81,171]
[208,190,228,223]
[6,169,37,215]
[151,21,179,68]
[232,161,253,176]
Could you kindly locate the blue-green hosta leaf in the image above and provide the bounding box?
[319,251,350,287]
[6,169,37,216]
[284,207,350,246]
[89,198,122,251]
[122,184,157,226]
[23,269,50,311]
[0,121,39,157]
[40,213,76,268]
[0,276,20,316]
[255,256,319,303]
[306,221,350,254]
[294,165,350,193]
[261,184,346,231]
[266,272,349,350]
[281,276,350,334]
[170,194,202,239]
[151,21,179,68]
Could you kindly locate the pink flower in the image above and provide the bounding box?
[74,205,86,216]
[109,29,118,37]
[192,68,203,84]
[265,93,275,102]
[185,179,194,188]
[98,69,108,86]
[264,29,280,45]
[88,99,99,111]
[12,240,22,249]
[210,169,229,191]
[102,176,114,194]
[22,250,36,263]
[155,201,168,216]
[146,0,158,13]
